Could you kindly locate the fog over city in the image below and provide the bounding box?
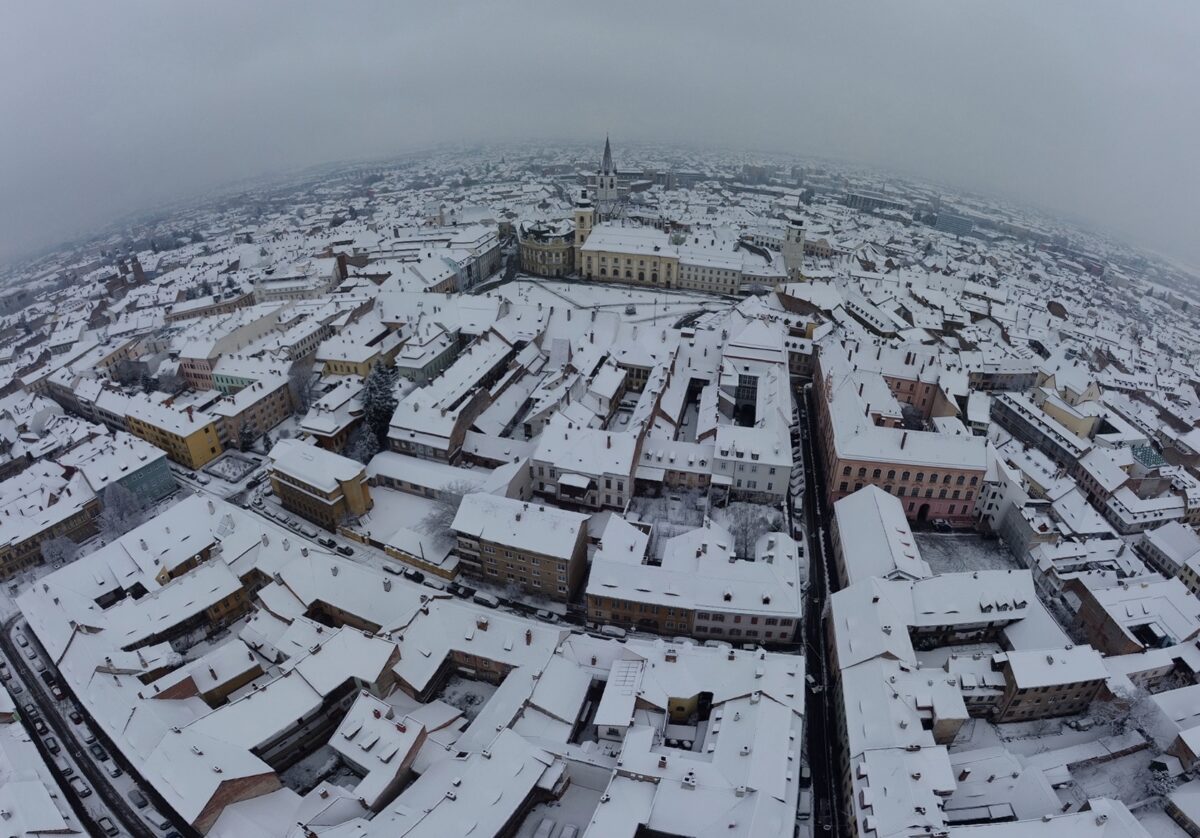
[2,1,1198,267]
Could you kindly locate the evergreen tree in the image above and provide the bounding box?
[361,362,399,447]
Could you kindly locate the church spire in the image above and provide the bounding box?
[601,135,614,175]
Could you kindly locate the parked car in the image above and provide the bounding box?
[50,684,66,701]
[317,537,336,549]
[89,743,109,761]
[82,730,97,745]
[128,788,149,809]
[533,819,557,838]
[599,625,627,639]
[67,709,83,724]
[381,563,403,575]
[97,816,119,836]
[8,682,21,694]
[336,544,354,556]
[422,578,445,591]
[45,736,59,754]
[796,790,812,821]
[25,647,37,660]
[68,776,92,797]
[15,633,28,648]
[472,592,499,608]
[32,718,48,735]
[106,762,123,778]
[403,568,425,584]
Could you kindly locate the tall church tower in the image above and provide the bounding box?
[594,135,620,220]
[573,195,595,274]
[782,215,806,281]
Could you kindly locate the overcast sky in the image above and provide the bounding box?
[3,1,1198,268]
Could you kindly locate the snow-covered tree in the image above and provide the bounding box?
[238,423,257,452]
[361,362,399,446]
[346,425,380,464]
[288,362,315,414]
[421,480,477,544]
[40,536,79,567]
[99,483,147,542]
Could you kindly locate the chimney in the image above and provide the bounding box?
[901,432,908,449]
[525,629,532,646]
[606,436,612,449]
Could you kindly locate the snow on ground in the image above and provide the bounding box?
[278,745,349,793]
[515,773,605,837]
[497,279,733,325]
[1068,748,1158,807]
[436,675,498,721]
[1134,807,1190,837]
[914,532,1022,574]
[203,451,259,482]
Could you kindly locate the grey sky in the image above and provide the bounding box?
[3,1,1198,267]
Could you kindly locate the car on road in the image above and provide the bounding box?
[44,736,59,754]
[797,789,812,821]
[128,788,149,808]
[97,816,120,836]
[472,591,499,608]
[89,743,109,761]
[68,776,91,797]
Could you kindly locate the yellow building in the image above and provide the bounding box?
[125,397,222,469]
[578,222,680,289]
[268,439,373,531]
[518,219,575,278]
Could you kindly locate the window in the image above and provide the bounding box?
[916,472,924,482]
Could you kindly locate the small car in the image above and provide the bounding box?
[68,776,91,797]
[89,743,109,761]
[128,788,149,809]
[97,816,119,836]
[336,544,354,556]
[45,736,60,754]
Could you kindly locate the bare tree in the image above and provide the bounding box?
[157,369,185,394]
[40,536,80,567]
[421,480,478,544]
[720,502,780,559]
[99,483,147,542]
